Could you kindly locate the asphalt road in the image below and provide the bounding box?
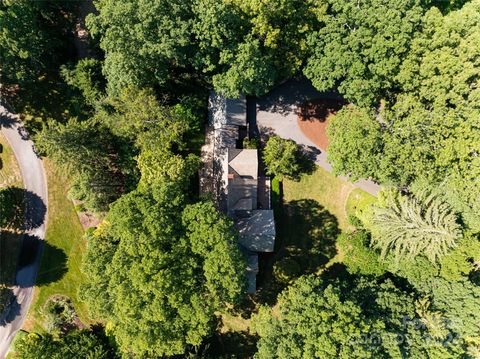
[0,105,48,358]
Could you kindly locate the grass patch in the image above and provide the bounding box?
[0,133,22,188]
[257,166,378,299]
[23,160,91,332]
[346,188,377,219]
[283,166,354,230]
[0,133,23,299]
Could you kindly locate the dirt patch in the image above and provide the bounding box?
[297,99,345,151]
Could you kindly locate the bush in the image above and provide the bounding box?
[271,176,282,215]
[243,137,259,149]
[338,231,387,276]
[348,214,363,228]
[42,296,77,334]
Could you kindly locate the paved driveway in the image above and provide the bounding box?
[0,105,48,358]
[253,78,380,196]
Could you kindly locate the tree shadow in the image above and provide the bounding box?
[256,76,342,116]
[256,199,339,304]
[0,287,20,326]
[206,330,258,358]
[0,232,67,287]
[298,98,346,123]
[279,199,339,272]
[0,187,47,230]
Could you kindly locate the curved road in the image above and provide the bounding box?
[0,105,48,358]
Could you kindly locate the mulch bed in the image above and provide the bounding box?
[297,98,345,151]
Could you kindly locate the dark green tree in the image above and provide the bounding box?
[0,0,57,86]
[35,119,138,213]
[61,58,106,106]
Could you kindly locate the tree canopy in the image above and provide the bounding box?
[369,190,462,263]
[263,136,301,180]
[304,0,424,106]
[12,330,115,359]
[80,183,246,357]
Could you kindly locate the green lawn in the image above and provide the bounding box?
[23,160,91,332]
[257,166,377,300]
[0,133,22,188]
[346,187,377,219]
[0,133,23,294]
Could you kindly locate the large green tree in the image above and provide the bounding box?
[0,0,62,86]
[304,0,424,106]
[203,0,325,97]
[87,0,195,94]
[89,0,324,97]
[326,106,383,181]
[369,190,462,263]
[252,275,463,358]
[80,183,246,357]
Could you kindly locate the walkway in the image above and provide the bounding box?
[0,105,48,358]
[253,78,380,196]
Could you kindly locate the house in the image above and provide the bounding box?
[202,92,276,293]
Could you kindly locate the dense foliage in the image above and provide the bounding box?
[304,0,424,107]
[369,190,462,263]
[80,185,246,357]
[0,0,65,86]
[4,0,480,357]
[263,136,301,180]
[12,330,115,359]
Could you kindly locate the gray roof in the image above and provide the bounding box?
[228,149,258,179]
[209,92,246,128]
[228,177,257,211]
[236,210,276,252]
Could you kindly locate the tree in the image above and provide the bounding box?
[252,275,463,358]
[87,0,195,94]
[0,0,60,86]
[251,276,381,358]
[80,183,246,357]
[12,330,115,359]
[326,106,383,181]
[35,119,138,213]
[337,231,387,276]
[369,190,462,263]
[202,0,325,97]
[60,59,106,106]
[263,136,300,180]
[304,0,424,106]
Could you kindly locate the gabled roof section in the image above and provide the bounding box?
[236,210,276,252]
[228,149,258,179]
[209,92,246,129]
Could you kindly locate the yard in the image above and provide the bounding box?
[22,160,91,332]
[0,133,23,294]
[257,165,376,300]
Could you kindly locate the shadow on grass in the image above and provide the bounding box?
[257,199,339,304]
[0,232,67,287]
